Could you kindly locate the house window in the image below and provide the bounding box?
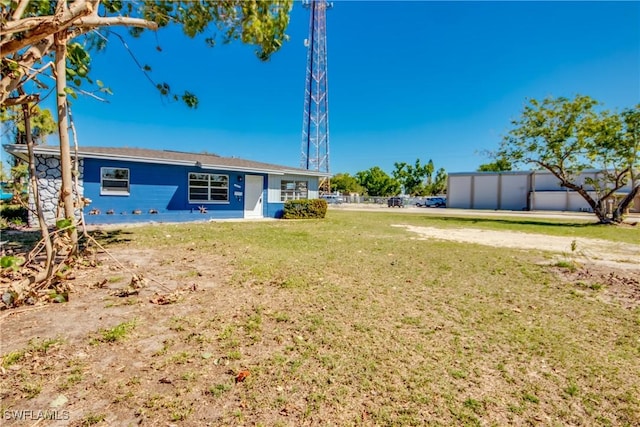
[101,167,130,195]
[281,180,308,201]
[189,173,229,203]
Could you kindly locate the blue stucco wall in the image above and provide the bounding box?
[267,203,285,219]
[82,158,268,225]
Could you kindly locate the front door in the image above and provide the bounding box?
[244,175,264,218]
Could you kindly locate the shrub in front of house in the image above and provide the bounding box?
[0,204,28,228]
[283,199,328,219]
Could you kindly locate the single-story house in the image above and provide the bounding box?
[4,144,329,226]
[447,170,640,213]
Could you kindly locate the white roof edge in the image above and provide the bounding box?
[448,169,610,176]
[4,144,328,177]
[267,170,331,178]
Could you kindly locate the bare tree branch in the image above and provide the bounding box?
[0,0,97,57]
[1,36,55,104]
[3,14,158,39]
[1,10,156,105]
[76,16,159,31]
[12,0,31,21]
[3,94,40,106]
[73,87,108,102]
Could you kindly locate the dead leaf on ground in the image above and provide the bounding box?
[129,274,147,289]
[235,369,250,383]
[149,284,198,305]
[112,288,139,297]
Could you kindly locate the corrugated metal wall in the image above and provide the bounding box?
[500,174,529,210]
[447,171,638,212]
[473,175,500,209]
[448,172,529,211]
[447,175,472,208]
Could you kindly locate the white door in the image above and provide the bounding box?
[244,175,264,218]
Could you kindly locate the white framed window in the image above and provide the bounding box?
[280,180,308,201]
[189,172,229,203]
[101,167,130,195]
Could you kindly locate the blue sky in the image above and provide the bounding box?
[5,1,639,175]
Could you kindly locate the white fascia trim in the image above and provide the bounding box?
[198,164,284,175]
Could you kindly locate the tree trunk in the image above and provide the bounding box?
[561,180,610,223]
[54,31,78,253]
[612,185,640,223]
[594,204,610,224]
[22,100,56,277]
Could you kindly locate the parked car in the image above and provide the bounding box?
[387,197,404,208]
[320,194,343,204]
[417,197,446,208]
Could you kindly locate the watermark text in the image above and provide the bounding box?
[3,409,70,421]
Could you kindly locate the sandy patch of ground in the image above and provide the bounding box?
[394,224,640,309]
[394,224,640,271]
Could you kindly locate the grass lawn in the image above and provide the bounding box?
[1,210,639,426]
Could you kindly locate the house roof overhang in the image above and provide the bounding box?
[3,144,330,178]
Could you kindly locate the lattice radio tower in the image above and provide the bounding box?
[301,0,331,192]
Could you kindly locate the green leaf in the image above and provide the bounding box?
[1,256,17,269]
[56,218,73,230]
[103,0,123,13]
[156,83,170,96]
[63,87,78,100]
[50,292,68,303]
[182,91,198,108]
[1,256,24,271]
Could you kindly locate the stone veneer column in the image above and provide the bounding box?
[28,155,84,227]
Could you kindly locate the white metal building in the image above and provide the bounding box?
[447,170,639,213]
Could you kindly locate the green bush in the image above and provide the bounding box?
[1,204,27,228]
[283,199,328,219]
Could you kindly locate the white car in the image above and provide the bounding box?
[320,195,343,204]
[417,197,446,208]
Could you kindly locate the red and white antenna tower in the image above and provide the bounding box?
[301,0,331,191]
